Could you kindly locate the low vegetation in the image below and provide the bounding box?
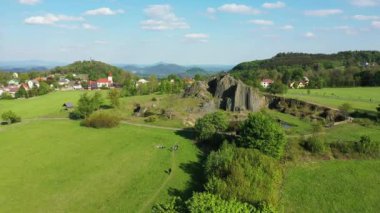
[205,143,281,208]
[81,111,121,128]
[1,110,21,124]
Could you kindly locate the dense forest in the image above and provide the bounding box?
[230,51,380,88]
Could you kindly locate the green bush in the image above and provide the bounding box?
[187,193,261,213]
[194,111,229,143]
[205,143,282,207]
[238,112,286,159]
[354,136,379,156]
[1,111,21,124]
[69,110,84,120]
[330,140,354,154]
[301,136,327,154]
[81,111,120,128]
[152,196,185,213]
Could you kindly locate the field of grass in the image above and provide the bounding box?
[0,91,89,119]
[281,160,380,213]
[0,120,200,212]
[0,91,201,128]
[284,87,380,112]
[324,123,380,143]
[266,110,314,135]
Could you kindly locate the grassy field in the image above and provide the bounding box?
[284,87,380,112]
[281,160,380,213]
[0,91,89,119]
[0,120,200,212]
[0,91,201,128]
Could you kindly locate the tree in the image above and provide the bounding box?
[267,82,288,94]
[108,89,121,108]
[194,112,229,143]
[1,111,21,124]
[187,193,259,213]
[38,82,51,95]
[238,112,286,159]
[15,86,28,99]
[76,92,103,118]
[205,143,281,208]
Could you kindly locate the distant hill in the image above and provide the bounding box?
[120,63,232,77]
[230,51,380,88]
[51,60,128,83]
[0,60,65,72]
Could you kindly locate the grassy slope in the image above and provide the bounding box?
[0,120,199,212]
[281,160,380,213]
[284,87,380,112]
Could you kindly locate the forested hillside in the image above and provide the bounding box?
[51,60,130,84]
[231,51,380,88]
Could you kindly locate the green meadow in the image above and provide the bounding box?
[281,160,380,213]
[0,120,199,212]
[1,89,380,212]
[0,91,201,212]
[284,87,380,112]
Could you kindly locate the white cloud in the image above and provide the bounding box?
[304,32,316,38]
[207,7,216,14]
[141,5,189,31]
[280,25,294,30]
[24,14,84,25]
[217,4,260,15]
[82,23,97,30]
[84,8,124,16]
[351,0,380,7]
[304,9,343,17]
[353,15,380,20]
[262,1,286,9]
[335,26,358,35]
[372,21,380,28]
[19,0,40,5]
[249,19,274,25]
[184,33,209,43]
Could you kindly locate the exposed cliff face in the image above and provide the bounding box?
[184,74,265,112]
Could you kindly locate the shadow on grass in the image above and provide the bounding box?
[168,152,207,200]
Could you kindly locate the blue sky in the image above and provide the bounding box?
[1,0,380,64]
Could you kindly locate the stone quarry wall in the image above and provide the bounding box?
[184,74,265,112]
[265,95,346,123]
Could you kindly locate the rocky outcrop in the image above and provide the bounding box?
[184,74,265,112]
[266,95,346,123]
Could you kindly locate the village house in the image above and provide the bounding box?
[88,73,113,90]
[8,79,19,86]
[58,78,70,87]
[136,79,149,87]
[261,79,274,88]
[4,85,19,97]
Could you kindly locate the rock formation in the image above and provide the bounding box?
[184,74,265,112]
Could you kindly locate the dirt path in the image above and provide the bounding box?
[138,148,177,213]
[121,121,186,131]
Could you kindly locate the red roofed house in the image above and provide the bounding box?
[261,79,274,88]
[88,73,113,90]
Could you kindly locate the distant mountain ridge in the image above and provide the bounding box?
[0,61,233,76]
[119,63,233,77]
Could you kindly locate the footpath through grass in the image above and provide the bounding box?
[284,87,380,112]
[281,160,380,213]
[0,120,200,212]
